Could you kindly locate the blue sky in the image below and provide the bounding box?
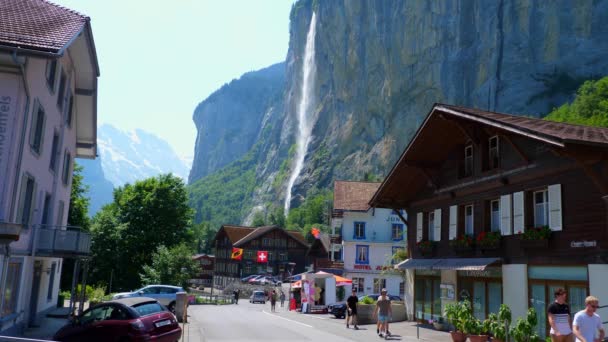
[54,0,293,157]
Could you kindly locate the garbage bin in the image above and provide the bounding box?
[57,294,65,308]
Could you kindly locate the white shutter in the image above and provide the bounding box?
[548,184,562,231]
[500,194,512,236]
[512,191,525,234]
[416,212,423,242]
[433,209,442,241]
[449,205,458,240]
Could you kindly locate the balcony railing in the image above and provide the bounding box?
[315,259,344,270]
[10,225,91,257]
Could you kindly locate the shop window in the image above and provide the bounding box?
[415,276,441,321]
[2,259,23,317]
[464,145,473,177]
[353,222,366,239]
[391,224,404,241]
[353,278,364,292]
[489,136,499,169]
[465,205,474,235]
[373,278,387,293]
[355,245,369,264]
[490,200,500,232]
[428,212,435,241]
[534,189,549,227]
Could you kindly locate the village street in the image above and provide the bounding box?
[184,301,451,342]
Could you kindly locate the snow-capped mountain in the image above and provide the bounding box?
[98,124,190,187]
[80,124,191,215]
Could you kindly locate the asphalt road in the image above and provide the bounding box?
[186,300,403,342]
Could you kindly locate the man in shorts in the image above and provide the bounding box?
[373,289,392,338]
[548,288,572,341]
[346,289,359,329]
[573,295,605,342]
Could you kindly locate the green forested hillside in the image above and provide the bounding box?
[545,76,608,127]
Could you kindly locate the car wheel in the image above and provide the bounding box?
[168,301,176,313]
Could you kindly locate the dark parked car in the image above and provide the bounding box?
[53,297,181,342]
[328,294,403,319]
[359,294,402,301]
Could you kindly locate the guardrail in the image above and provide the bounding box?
[10,225,91,257]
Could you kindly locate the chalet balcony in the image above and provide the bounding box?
[10,225,91,257]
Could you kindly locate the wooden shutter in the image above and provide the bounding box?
[512,191,525,234]
[433,209,442,241]
[449,205,458,240]
[416,212,423,242]
[548,184,562,231]
[500,194,512,236]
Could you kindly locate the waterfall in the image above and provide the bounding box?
[284,12,318,215]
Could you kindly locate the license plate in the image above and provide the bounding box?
[155,319,171,328]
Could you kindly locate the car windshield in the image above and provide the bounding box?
[132,302,166,316]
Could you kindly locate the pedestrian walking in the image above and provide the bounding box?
[373,289,392,338]
[548,288,572,341]
[280,291,286,308]
[233,289,240,304]
[270,290,278,312]
[573,295,605,342]
[346,289,359,330]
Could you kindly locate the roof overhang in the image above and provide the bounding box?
[395,257,501,271]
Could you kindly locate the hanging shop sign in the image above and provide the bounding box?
[570,240,597,248]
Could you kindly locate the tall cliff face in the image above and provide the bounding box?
[188,63,286,183]
[278,0,608,204]
[189,0,608,224]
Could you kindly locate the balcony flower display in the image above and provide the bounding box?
[517,225,551,240]
[476,231,501,249]
[416,240,434,255]
[449,234,474,249]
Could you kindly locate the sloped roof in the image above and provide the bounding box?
[220,225,255,244]
[222,225,310,248]
[438,104,608,147]
[233,225,277,246]
[333,181,381,211]
[192,254,214,260]
[0,0,88,54]
[286,231,309,247]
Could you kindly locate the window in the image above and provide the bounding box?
[45,60,57,91]
[489,136,499,169]
[464,145,473,176]
[65,93,74,127]
[133,302,165,316]
[490,200,500,232]
[62,151,71,185]
[30,104,45,155]
[244,264,252,274]
[268,252,274,261]
[353,278,364,292]
[399,282,405,296]
[41,193,51,226]
[262,238,271,247]
[57,71,67,110]
[391,224,404,241]
[47,262,56,301]
[49,132,59,172]
[354,222,366,239]
[534,190,549,227]
[2,259,23,317]
[428,212,435,241]
[245,250,255,260]
[279,252,287,261]
[56,201,65,226]
[374,278,387,293]
[17,175,35,225]
[355,245,369,264]
[465,205,474,235]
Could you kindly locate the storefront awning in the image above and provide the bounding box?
[395,258,501,271]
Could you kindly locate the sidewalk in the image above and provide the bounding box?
[364,321,452,341]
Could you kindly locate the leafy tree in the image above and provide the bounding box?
[251,211,266,227]
[267,206,286,227]
[140,244,198,289]
[545,76,608,127]
[68,163,91,230]
[88,205,125,291]
[286,188,332,230]
[189,222,216,254]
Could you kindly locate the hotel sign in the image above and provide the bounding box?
[0,74,20,217]
[570,240,597,248]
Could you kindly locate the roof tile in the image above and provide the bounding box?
[333,181,381,211]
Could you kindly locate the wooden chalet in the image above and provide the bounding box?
[190,254,215,288]
[369,103,608,337]
[212,225,309,288]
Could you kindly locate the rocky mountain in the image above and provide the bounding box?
[189,0,608,226]
[82,124,191,215]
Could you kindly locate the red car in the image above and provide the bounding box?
[53,297,181,342]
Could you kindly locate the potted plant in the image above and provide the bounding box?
[416,240,434,256]
[510,307,541,342]
[518,226,551,249]
[477,231,501,250]
[488,304,512,342]
[445,299,473,342]
[467,317,491,342]
[449,234,474,253]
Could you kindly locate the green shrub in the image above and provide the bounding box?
[360,296,376,305]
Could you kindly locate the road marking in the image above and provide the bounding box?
[301,314,329,320]
[262,310,313,328]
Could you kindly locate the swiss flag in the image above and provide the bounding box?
[257,251,268,263]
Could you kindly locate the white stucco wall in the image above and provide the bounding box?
[588,264,608,332]
[502,264,528,321]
